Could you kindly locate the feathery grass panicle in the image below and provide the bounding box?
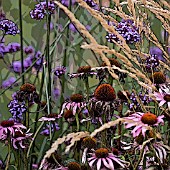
[40,131,89,169]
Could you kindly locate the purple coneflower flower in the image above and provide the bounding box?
[0,19,20,35]
[89,84,116,121]
[0,120,26,140]
[11,130,32,149]
[59,94,86,116]
[124,112,164,137]
[87,148,129,170]
[154,86,170,110]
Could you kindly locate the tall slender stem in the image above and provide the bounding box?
[19,0,24,84]
[5,143,11,170]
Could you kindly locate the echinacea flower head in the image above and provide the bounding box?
[82,136,97,149]
[20,83,36,93]
[154,88,170,110]
[0,120,26,140]
[11,130,32,149]
[87,148,129,170]
[151,72,166,85]
[0,19,20,35]
[94,84,116,102]
[67,162,81,170]
[60,94,86,116]
[124,112,164,137]
[69,66,97,79]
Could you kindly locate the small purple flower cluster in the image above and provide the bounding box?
[145,54,159,71]
[126,91,152,111]
[61,0,76,7]
[54,66,66,78]
[0,10,6,20]
[8,99,27,122]
[106,19,140,44]
[12,50,44,73]
[0,19,20,35]
[1,77,16,89]
[41,123,60,136]
[84,0,97,7]
[30,1,55,20]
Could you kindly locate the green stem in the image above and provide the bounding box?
[19,0,24,84]
[75,113,80,132]
[5,143,11,170]
[85,78,90,100]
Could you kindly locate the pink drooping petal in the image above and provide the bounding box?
[88,158,97,167]
[106,158,115,170]
[159,100,166,107]
[97,158,102,170]
[102,158,111,169]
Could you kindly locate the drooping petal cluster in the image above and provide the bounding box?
[124,112,164,137]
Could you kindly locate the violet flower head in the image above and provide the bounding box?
[69,23,77,33]
[0,43,6,57]
[40,122,60,136]
[0,19,20,35]
[24,46,35,55]
[33,51,44,70]
[145,54,159,72]
[54,66,66,78]
[30,1,55,20]
[1,76,16,89]
[84,0,97,7]
[24,56,33,68]
[12,61,22,73]
[11,130,32,149]
[0,120,26,140]
[149,46,163,61]
[4,42,20,53]
[61,0,76,7]
[8,99,27,122]
[124,112,164,137]
[53,88,60,99]
[106,19,140,44]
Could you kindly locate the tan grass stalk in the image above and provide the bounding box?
[82,43,154,89]
[127,0,136,21]
[54,1,111,70]
[90,118,151,138]
[160,0,170,9]
[76,0,132,53]
[65,131,90,153]
[40,131,89,169]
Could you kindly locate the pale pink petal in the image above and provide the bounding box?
[106,158,115,170]
[102,158,111,169]
[159,100,166,107]
[88,158,97,167]
[97,158,101,170]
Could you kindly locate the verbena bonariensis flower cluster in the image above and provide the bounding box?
[0,1,170,170]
